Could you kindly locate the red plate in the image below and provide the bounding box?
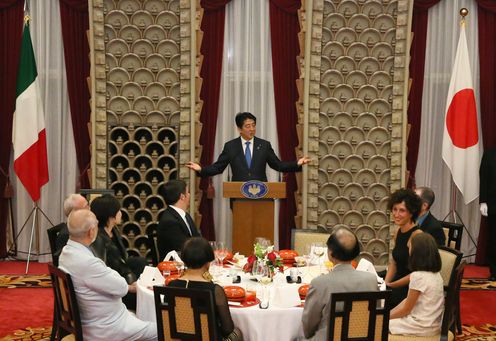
[229,298,260,308]
[224,285,245,299]
[299,284,309,299]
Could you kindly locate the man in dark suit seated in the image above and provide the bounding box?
[185,112,310,181]
[157,179,201,260]
[414,187,446,246]
[54,193,89,256]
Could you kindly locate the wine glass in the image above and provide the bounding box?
[252,261,270,308]
[312,242,326,274]
[214,241,229,266]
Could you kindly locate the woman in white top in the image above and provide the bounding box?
[389,233,444,336]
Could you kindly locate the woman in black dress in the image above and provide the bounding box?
[385,188,423,308]
[90,194,147,309]
[168,237,243,341]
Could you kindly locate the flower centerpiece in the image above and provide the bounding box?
[243,242,284,274]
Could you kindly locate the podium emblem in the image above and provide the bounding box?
[241,181,268,199]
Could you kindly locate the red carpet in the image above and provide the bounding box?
[0,287,53,336]
[461,290,496,325]
[0,261,49,275]
[0,261,52,337]
[464,264,490,279]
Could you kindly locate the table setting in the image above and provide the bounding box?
[135,239,382,341]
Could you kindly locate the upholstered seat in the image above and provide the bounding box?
[327,290,392,341]
[153,285,218,341]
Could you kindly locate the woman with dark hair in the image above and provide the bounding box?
[90,194,147,309]
[385,188,423,308]
[389,233,444,336]
[168,237,243,341]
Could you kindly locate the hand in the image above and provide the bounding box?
[186,161,202,172]
[480,203,488,217]
[297,156,311,166]
[128,282,137,294]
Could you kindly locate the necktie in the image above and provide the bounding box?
[185,213,194,236]
[245,141,252,168]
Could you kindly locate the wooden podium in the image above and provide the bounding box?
[223,182,286,256]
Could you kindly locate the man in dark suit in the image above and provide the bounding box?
[54,193,89,258]
[157,179,200,260]
[480,148,496,281]
[186,112,310,181]
[414,187,446,246]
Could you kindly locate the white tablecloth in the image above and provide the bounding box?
[136,266,315,341]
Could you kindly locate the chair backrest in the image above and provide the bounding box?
[47,223,66,267]
[291,228,330,255]
[327,290,391,341]
[148,232,159,266]
[440,261,465,339]
[48,264,83,341]
[438,246,462,288]
[153,285,218,341]
[441,221,463,251]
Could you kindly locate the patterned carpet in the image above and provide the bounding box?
[462,278,496,290]
[0,274,51,288]
[0,273,495,340]
[0,327,51,341]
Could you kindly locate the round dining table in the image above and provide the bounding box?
[135,265,321,341]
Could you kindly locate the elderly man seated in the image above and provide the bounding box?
[59,209,157,341]
[301,227,378,341]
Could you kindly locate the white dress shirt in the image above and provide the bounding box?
[170,205,192,236]
[241,136,254,159]
[59,239,157,341]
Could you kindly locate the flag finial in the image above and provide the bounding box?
[459,8,468,18]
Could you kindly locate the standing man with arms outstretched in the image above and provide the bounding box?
[186,112,310,180]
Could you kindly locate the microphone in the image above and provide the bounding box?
[228,166,231,182]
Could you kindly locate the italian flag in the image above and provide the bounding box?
[12,22,49,202]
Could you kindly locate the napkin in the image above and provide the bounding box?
[163,250,182,262]
[271,284,301,308]
[140,266,165,287]
[356,258,384,284]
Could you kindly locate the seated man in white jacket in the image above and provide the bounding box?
[59,209,157,341]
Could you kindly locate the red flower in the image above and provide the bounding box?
[267,252,277,262]
[247,255,256,264]
[243,262,253,273]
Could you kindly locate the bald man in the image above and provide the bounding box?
[59,210,157,341]
[301,227,378,341]
[54,194,89,256]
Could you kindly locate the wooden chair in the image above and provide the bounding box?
[153,285,218,341]
[48,264,83,341]
[388,263,465,341]
[291,228,330,255]
[441,222,463,251]
[47,223,67,267]
[327,290,392,341]
[438,246,462,290]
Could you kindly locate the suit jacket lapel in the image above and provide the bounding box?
[250,137,262,170]
[168,207,192,237]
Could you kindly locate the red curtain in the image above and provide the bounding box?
[269,0,301,249]
[475,0,496,264]
[198,0,231,240]
[406,0,441,188]
[0,0,24,257]
[59,0,91,189]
